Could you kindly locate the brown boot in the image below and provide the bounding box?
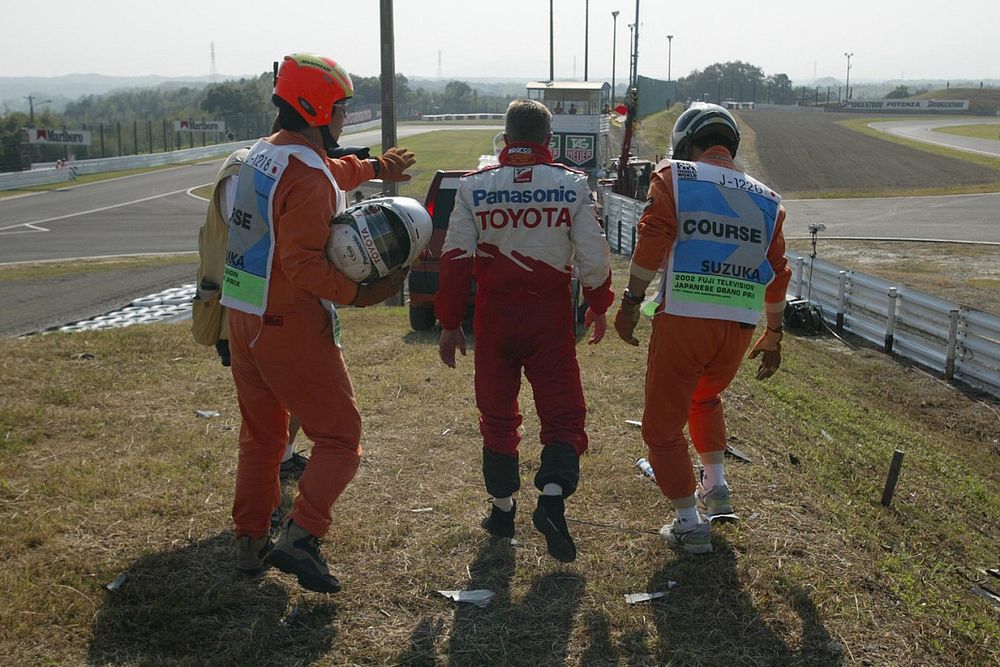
[266,519,341,593]
[234,534,273,576]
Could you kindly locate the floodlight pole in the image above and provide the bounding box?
[844,52,854,101]
[584,0,590,81]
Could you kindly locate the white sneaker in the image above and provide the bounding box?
[659,519,713,554]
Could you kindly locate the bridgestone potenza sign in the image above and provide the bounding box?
[842,99,969,111]
[174,119,227,132]
[25,128,92,145]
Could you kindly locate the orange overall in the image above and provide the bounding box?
[631,146,791,501]
[230,131,376,539]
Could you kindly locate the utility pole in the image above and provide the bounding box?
[844,51,854,101]
[549,0,555,81]
[380,0,403,305]
[666,34,673,81]
[584,0,590,81]
[24,95,51,126]
[630,0,640,88]
[611,10,619,106]
[379,0,397,196]
[627,24,634,85]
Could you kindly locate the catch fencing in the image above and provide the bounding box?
[0,118,383,191]
[601,192,1000,397]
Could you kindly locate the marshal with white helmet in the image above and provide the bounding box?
[326,196,432,283]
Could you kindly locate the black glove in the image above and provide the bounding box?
[215,339,231,367]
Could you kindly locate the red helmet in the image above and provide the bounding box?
[273,53,354,126]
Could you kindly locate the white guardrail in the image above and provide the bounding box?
[0,141,249,191]
[601,192,1000,397]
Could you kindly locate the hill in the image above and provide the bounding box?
[0,273,996,664]
[910,87,1000,114]
[0,73,256,115]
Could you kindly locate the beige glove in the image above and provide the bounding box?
[352,267,409,307]
[378,147,416,182]
[748,327,783,380]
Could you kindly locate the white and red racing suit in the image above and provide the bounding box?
[435,142,613,497]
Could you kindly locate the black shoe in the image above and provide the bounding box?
[266,519,341,593]
[481,500,516,538]
[532,495,576,563]
[279,452,309,480]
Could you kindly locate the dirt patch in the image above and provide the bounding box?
[739,111,999,197]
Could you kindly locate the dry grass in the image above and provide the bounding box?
[1,257,997,665]
[785,240,1000,314]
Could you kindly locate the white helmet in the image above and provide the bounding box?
[326,196,432,283]
[669,103,741,159]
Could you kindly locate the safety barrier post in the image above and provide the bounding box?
[944,308,960,381]
[836,270,847,332]
[630,226,636,257]
[794,257,804,299]
[880,450,905,507]
[884,287,899,353]
[617,221,622,254]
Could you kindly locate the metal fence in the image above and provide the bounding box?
[601,192,1000,397]
[0,118,384,191]
[788,255,1000,396]
[0,167,75,190]
[602,192,644,256]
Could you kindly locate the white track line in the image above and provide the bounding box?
[0,186,207,233]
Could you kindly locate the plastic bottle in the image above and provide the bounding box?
[635,457,656,481]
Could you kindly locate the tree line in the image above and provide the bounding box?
[0,72,514,171]
[2,61,821,172]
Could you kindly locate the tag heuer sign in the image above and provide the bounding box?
[548,134,562,159]
[26,128,92,145]
[565,135,594,166]
[174,119,227,132]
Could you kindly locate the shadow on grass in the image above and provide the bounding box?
[631,535,843,665]
[398,539,586,666]
[86,529,338,666]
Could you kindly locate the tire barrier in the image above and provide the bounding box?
[46,283,196,334]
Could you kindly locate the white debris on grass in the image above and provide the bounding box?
[436,589,495,608]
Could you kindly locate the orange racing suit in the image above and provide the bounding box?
[632,146,790,502]
[228,130,376,540]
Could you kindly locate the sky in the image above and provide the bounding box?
[3,0,998,84]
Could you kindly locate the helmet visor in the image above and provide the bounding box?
[350,204,411,277]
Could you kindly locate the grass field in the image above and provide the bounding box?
[0,257,997,665]
[371,129,500,200]
[935,124,1000,140]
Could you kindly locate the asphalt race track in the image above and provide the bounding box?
[0,123,501,265]
[0,117,996,336]
[740,111,1000,243]
[870,118,1000,158]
